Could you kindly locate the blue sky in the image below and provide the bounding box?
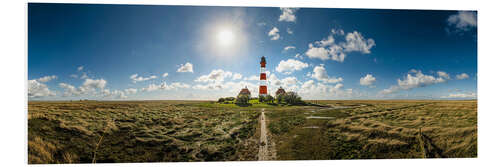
[28,3,477,100]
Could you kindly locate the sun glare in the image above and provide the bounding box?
[217,29,235,47]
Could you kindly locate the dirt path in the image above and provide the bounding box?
[258,108,273,160]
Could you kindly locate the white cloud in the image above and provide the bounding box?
[142,82,190,92]
[80,73,89,79]
[305,44,330,60]
[70,74,78,78]
[379,86,400,95]
[77,66,84,71]
[102,89,127,99]
[279,8,298,22]
[360,74,376,86]
[331,29,345,36]
[244,75,260,81]
[264,73,300,92]
[116,91,127,99]
[298,80,354,99]
[311,64,343,83]
[287,27,293,34]
[28,80,56,98]
[328,44,346,62]
[437,71,450,80]
[58,78,108,97]
[59,83,81,96]
[162,73,169,78]
[81,78,107,92]
[130,74,157,83]
[275,59,309,74]
[312,35,347,62]
[315,35,335,47]
[177,62,194,73]
[192,81,258,95]
[171,82,191,89]
[142,82,170,92]
[124,88,138,95]
[232,73,242,80]
[456,73,470,80]
[36,75,57,83]
[342,31,375,54]
[195,69,233,83]
[447,11,477,32]
[380,70,448,94]
[283,46,296,52]
[268,27,280,40]
[397,71,446,89]
[281,77,299,89]
[294,53,304,59]
[268,74,282,86]
[192,83,223,91]
[302,80,315,89]
[441,92,476,99]
[305,29,374,62]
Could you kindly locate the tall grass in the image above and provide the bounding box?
[28,101,261,163]
[268,100,477,159]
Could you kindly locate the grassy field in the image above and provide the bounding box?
[28,101,261,163]
[28,100,477,163]
[267,100,477,159]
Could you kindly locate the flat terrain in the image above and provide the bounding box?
[268,100,477,159]
[28,100,476,163]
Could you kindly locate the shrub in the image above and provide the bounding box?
[264,95,274,104]
[224,97,235,102]
[258,95,265,102]
[235,95,250,105]
[259,95,275,103]
[276,94,284,104]
[217,98,225,103]
[284,92,303,105]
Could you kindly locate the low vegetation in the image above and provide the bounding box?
[220,91,305,107]
[267,100,477,159]
[28,100,476,163]
[235,94,250,106]
[28,101,260,163]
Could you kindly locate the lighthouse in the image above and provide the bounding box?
[259,56,268,96]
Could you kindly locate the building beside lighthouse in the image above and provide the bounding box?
[276,86,286,96]
[259,56,268,96]
[238,86,251,97]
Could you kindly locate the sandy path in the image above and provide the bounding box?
[258,108,271,160]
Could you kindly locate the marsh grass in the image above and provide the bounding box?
[28,100,476,163]
[269,100,477,159]
[28,101,260,163]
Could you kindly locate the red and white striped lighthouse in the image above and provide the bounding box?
[259,56,268,96]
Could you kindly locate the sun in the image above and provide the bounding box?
[216,29,235,47]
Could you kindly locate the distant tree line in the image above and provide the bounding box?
[218,97,235,103]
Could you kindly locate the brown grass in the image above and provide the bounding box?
[28,101,260,163]
[269,100,476,159]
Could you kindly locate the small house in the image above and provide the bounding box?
[238,86,251,97]
[276,86,286,96]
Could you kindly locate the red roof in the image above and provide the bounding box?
[239,87,251,96]
[276,87,286,95]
